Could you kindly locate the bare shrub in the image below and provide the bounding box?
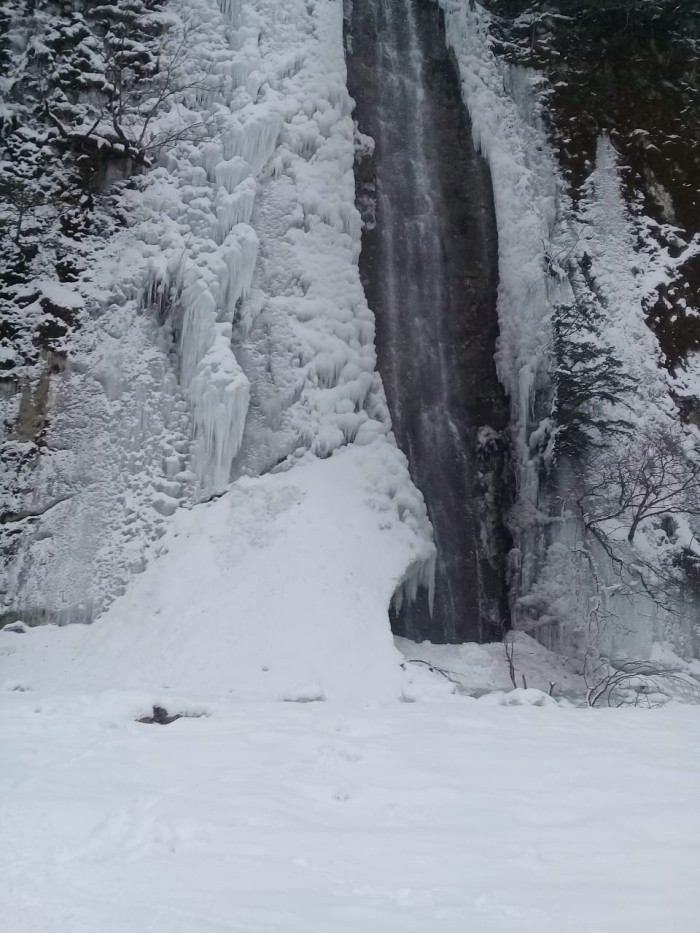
[583,655,700,707]
[575,421,700,545]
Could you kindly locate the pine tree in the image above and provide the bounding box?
[551,260,634,460]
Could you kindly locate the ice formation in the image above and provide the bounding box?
[1,0,435,625]
[439,0,700,656]
[134,0,401,494]
[438,3,558,458]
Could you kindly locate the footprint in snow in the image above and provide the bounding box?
[315,742,363,767]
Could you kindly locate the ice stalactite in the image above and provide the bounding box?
[214,179,257,243]
[391,555,436,619]
[189,324,251,492]
[214,157,251,194]
[438,3,560,465]
[135,3,281,496]
[219,0,244,27]
[217,114,283,174]
[434,2,575,635]
[146,214,259,495]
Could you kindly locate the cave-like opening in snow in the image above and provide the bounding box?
[345,0,513,642]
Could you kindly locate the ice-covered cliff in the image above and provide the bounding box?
[437,0,700,658]
[0,0,435,682]
[2,0,699,669]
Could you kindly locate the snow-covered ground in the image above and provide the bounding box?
[2,682,699,933]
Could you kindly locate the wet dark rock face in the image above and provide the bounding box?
[345,0,512,642]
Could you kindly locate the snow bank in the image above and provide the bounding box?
[396,631,584,700]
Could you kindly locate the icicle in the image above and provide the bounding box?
[219,225,259,314]
[200,143,225,183]
[220,112,282,173]
[190,324,250,492]
[219,0,243,27]
[214,156,250,194]
[214,178,257,243]
[391,552,437,617]
[179,272,218,388]
[221,56,252,91]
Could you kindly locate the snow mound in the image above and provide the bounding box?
[396,632,585,701]
[1,442,434,702]
[476,687,561,707]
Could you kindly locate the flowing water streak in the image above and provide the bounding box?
[346,0,511,641]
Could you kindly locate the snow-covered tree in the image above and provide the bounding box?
[0,0,197,377]
[551,286,634,460]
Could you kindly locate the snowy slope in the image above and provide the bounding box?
[1,442,433,701]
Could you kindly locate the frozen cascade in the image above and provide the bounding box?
[149,219,259,496]
[134,8,288,497]
[142,0,392,496]
[346,0,512,642]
